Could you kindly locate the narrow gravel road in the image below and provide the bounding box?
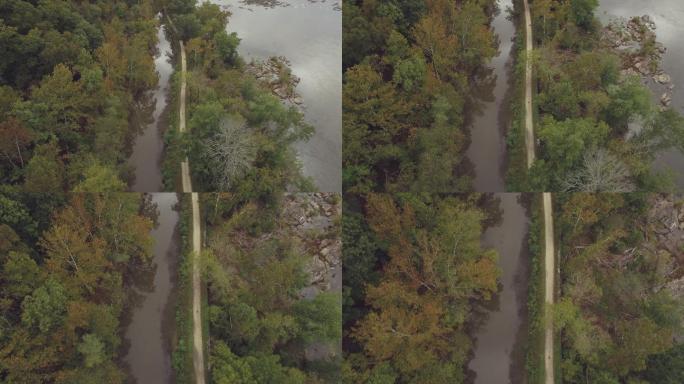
[191,191,204,384]
[178,39,205,384]
[522,2,555,382]
[523,0,535,167]
[543,192,555,384]
[180,41,192,194]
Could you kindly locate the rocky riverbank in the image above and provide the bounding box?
[281,193,341,361]
[644,195,684,299]
[281,193,341,297]
[602,15,674,109]
[246,56,304,106]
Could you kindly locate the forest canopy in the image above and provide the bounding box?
[162,1,314,195]
[0,192,155,383]
[343,193,501,383]
[343,0,498,193]
[200,193,342,383]
[516,0,684,192]
[0,0,160,191]
[555,193,684,383]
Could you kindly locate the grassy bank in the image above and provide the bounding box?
[506,0,531,191]
[525,193,545,383]
[172,194,194,383]
[161,34,184,191]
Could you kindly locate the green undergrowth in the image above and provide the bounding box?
[172,194,193,383]
[525,193,545,384]
[506,0,531,191]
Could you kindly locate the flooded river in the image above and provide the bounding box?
[123,193,179,383]
[468,193,529,383]
[597,0,684,187]
[467,0,515,192]
[210,0,342,192]
[129,24,173,192]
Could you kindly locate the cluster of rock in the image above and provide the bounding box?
[603,15,674,108]
[246,56,304,105]
[648,196,684,248]
[645,196,684,298]
[281,193,341,296]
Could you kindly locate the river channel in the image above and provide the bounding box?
[467,0,515,192]
[123,193,179,383]
[128,23,173,192]
[597,0,684,187]
[468,193,529,383]
[210,0,342,192]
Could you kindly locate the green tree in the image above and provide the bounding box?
[77,334,106,368]
[643,344,684,384]
[571,0,599,30]
[73,163,126,192]
[210,341,257,384]
[294,292,342,344]
[2,251,41,300]
[604,77,652,128]
[21,279,67,333]
[214,32,240,66]
[538,117,609,181]
[393,54,426,91]
[23,141,64,193]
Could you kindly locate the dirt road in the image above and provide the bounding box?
[523,0,535,167]
[191,191,204,384]
[543,192,555,384]
[179,41,192,194]
[178,39,205,384]
[522,1,554,381]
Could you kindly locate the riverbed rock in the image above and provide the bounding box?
[661,93,672,106]
[280,193,341,296]
[620,68,639,78]
[654,73,672,84]
[604,15,667,84]
[273,86,288,99]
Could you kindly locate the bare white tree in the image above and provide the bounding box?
[205,116,257,190]
[563,148,635,192]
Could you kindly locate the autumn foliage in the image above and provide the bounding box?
[343,194,500,383]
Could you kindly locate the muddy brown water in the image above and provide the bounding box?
[129,24,173,192]
[468,193,529,384]
[466,0,515,192]
[597,0,684,188]
[210,0,342,192]
[123,193,179,384]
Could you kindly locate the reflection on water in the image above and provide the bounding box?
[123,193,179,384]
[211,0,342,192]
[468,194,529,384]
[467,0,516,192]
[598,0,684,187]
[129,23,173,192]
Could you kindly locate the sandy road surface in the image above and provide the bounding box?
[178,39,205,384]
[543,192,555,384]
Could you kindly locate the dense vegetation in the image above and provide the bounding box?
[342,193,501,383]
[162,0,313,194]
[522,194,545,383]
[0,0,160,191]
[343,0,500,192]
[0,192,154,383]
[198,193,341,383]
[516,0,684,191]
[554,193,684,383]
